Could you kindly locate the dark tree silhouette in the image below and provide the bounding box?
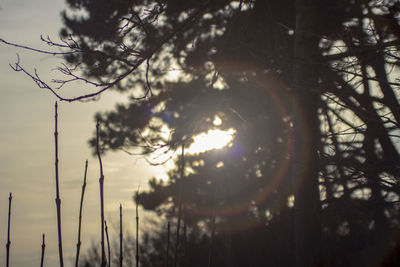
[3,0,400,266]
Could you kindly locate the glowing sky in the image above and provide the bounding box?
[0,1,235,266]
[0,1,167,266]
[188,128,235,154]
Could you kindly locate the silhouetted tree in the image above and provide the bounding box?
[4,0,400,266]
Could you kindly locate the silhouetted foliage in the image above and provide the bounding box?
[54,0,400,266]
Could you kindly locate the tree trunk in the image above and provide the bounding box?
[292,0,321,266]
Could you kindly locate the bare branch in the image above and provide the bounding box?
[2,1,211,102]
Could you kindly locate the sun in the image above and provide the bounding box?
[187,128,236,154]
[146,116,235,166]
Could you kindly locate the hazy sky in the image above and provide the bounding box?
[0,1,167,266]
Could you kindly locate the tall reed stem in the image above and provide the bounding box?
[173,144,185,267]
[166,221,170,267]
[105,221,111,267]
[75,160,88,267]
[40,234,46,267]
[6,192,12,267]
[207,190,217,267]
[96,121,107,267]
[119,204,123,267]
[54,102,64,267]
[183,218,187,267]
[207,214,216,267]
[136,190,139,267]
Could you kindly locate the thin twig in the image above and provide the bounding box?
[54,102,64,267]
[40,234,46,267]
[105,221,111,267]
[145,57,153,97]
[207,212,216,267]
[136,187,140,267]
[208,189,217,267]
[75,160,88,267]
[173,144,185,267]
[166,222,170,267]
[120,204,123,267]
[96,121,107,267]
[0,38,76,56]
[4,2,211,103]
[6,192,12,267]
[183,219,187,267]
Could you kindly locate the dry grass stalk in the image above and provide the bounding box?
[173,144,185,267]
[119,204,123,267]
[207,190,217,267]
[54,102,64,267]
[75,160,88,267]
[105,220,111,267]
[207,214,216,267]
[96,120,107,267]
[166,221,170,267]
[6,192,12,267]
[183,219,187,267]
[136,189,140,267]
[40,234,46,267]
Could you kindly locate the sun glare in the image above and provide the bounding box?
[146,123,235,166]
[188,128,236,154]
[213,115,222,126]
